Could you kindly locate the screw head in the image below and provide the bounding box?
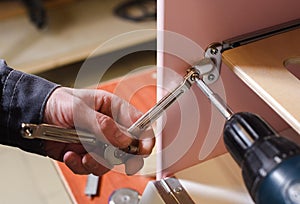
[173,186,183,193]
[210,47,219,55]
[208,74,215,81]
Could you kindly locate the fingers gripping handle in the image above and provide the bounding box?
[20,59,214,165]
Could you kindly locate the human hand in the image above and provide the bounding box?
[43,87,155,176]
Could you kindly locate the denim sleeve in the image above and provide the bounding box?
[0,60,59,155]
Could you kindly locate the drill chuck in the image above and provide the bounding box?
[193,71,300,203]
[224,112,300,204]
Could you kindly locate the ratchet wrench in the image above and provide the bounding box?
[21,58,214,165]
[20,68,197,166]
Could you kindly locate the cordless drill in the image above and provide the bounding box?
[195,78,300,204]
[128,66,300,203]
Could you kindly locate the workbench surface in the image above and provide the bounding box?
[0,0,156,73]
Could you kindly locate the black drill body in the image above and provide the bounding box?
[224,112,300,204]
[195,77,300,204]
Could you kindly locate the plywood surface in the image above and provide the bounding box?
[0,0,156,73]
[223,28,300,134]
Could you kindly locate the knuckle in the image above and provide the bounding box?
[97,115,113,131]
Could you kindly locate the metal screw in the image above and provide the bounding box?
[208,74,215,81]
[114,149,126,158]
[173,186,183,193]
[187,68,199,81]
[24,127,33,137]
[210,47,219,55]
[191,72,199,81]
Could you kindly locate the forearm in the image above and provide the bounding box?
[0,60,59,155]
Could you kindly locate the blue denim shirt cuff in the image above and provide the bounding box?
[0,60,60,155]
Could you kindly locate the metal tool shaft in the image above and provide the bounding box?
[195,78,233,120]
[21,123,134,165]
[21,123,97,144]
[127,69,198,136]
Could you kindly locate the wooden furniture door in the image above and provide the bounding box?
[157,0,300,177]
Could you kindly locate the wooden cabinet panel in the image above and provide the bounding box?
[158,0,300,176]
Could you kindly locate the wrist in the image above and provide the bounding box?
[43,87,73,127]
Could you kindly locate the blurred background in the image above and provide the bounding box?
[0,0,156,203]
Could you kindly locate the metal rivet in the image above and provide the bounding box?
[25,128,33,137]
[208,74,215,81]
[173,186,183,193]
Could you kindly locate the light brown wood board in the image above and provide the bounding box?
[223,28,300,134]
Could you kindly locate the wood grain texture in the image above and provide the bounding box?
[223,29,300,134]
